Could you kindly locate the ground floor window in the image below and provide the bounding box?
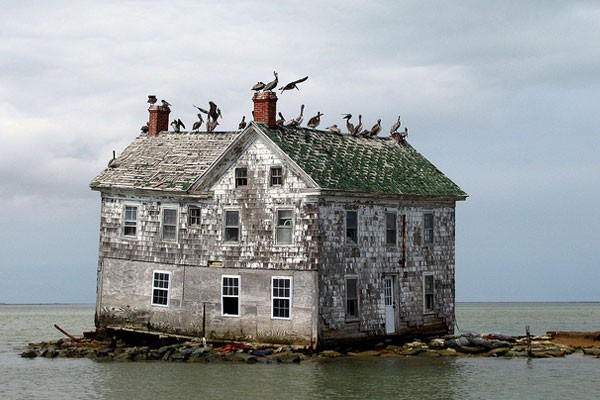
[152,271,171,306]
[423,273,434,312]
[272,277,292,319]
[222,275,240,316]
[345,277,359,320]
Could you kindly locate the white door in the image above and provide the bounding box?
[384,276,396,334]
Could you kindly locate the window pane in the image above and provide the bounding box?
[188,207,201,225]
[225,211,239,226]
[346,278,357,298]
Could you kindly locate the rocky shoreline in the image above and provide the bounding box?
[20,330,600,363]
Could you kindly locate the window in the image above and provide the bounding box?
[152,271,171,306]
[276,209,293,244]
[224,210,240,242]
[270,167,283,186]
[123,205,138,236]
[424,213,434,245]
[423,273,434,312]
[188,206,201,226]
[235,167,248,187]
[222,275,240,316]
[162,208,177,241]
[345,277,358,320]
[346,210,358,244]
[386,212,397,245]
[272,277,292,319]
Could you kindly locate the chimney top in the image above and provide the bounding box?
[148,105,170,136]
[252,91,278,128]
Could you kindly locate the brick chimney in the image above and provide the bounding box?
[148,105,170,136]
[252,91,277,128]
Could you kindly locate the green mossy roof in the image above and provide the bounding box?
[264,126,466,198]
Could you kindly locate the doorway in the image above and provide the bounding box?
[384,276,396,334]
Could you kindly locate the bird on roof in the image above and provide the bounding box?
[326,124,341,134]
[353,115,363,135]
[251,81,266,91]
[307,111,324,129]
[140,122,149,133]
[279,76,309,93]
[161,100,171,109]
[206,119,219,132]
[342,114,355,135]
[238,115,247,130]
[369,119,382,137]
[400,126,408,140]
[171,118,185,132]
[193,104,209,115]
[276,112,285,125]
[285,104,305,127]
[208,101,221,122]
[147,95,157,106]
[263,71,279,92]
[390,115,401,135]
[192,114,204,132]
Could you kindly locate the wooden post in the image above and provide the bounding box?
[526,325,532,357]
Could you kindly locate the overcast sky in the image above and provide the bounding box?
[1,0,599,303]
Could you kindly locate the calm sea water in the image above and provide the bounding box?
[1,303,599,400]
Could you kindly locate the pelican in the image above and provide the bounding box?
[147,95,157,105]
[390,115,401,134]
[208,101,220,122]
[353,115,363,135]
[279,76,309,93]
[285,104,304,127]
[161,99,171,109]
[171,118,185,132]
[369,119,382,137]
[342,114,355,134]
[238,115,247,130]
[400,126,409,140]
[140,122,149,133]
[193,104,209,115]
[251,81,265,91]
[276,112,285,125]
[263,71,278,92]
[326,124,341,134]
[206,119,219,132]
[192,114,204,132]
[307,111,324,129]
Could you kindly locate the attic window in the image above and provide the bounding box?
[270,167,283,186]
[346,211,358,245]
[235,168,248,187]
[424,213,434,245]
[188,206,201,226]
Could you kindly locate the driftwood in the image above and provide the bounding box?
[54,324,84,343]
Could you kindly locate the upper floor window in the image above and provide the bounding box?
[272,276,292,319]
[423,273,434,313]
[222,275,240,317]
[346,210,358,245]
[162,208,178,241]
[224,210,240,242]
[235,167,248,187]
[123,205,138,236]
[270,167,283,186]
[152,271,171,307]
[345,277,359,320]
[276,209,293,244]
[424,213,434,245]
[386,212,397,245]
[188,206,201,226]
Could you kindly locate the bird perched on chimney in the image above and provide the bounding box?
[238,116,247,130]
[342,114,355,135]
[307,111,324,129]
[251,81,265,91]
[192,114,204,132]
[161,100,171,110]
[147,95,157,106]
[390,115,401,135]
[276,112,285,125]
[285,104,305,127]
[279,76,309,93]
[171,118,185,132]
[263,71,279,92]
[369,119,382,137]
[326,124,341,134]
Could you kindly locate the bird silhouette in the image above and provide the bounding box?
[276,112,285,125]
[390,115,401,135]
[326,125,341,134]
[342,114,355,134]
[279,76,309,93]
[206,119,219,132]
[238,115,247,130]
[192,114,204,132]
[161,100,171,109]
[285,104,305,127]
[353,115,363,135]
[369,119,382,137]
[251,81,265,91]
[307,111,324,129]
[263,71,279,92]
[171,118,185,132]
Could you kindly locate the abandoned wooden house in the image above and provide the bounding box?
[90,91,467,348]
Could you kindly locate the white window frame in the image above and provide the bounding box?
[123,204,138,237]
[270,166,283,186]
[161,207,178,241]
[423,272,434,313]
[423,212,434,245]
[224,209,240,243]
[271,276,292,320]
[275,208,293,245]
[151,270,171,307]
[345,276,359,321]
[346,210,358,245]
[385,212,397,246]
[221,275,240,317]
